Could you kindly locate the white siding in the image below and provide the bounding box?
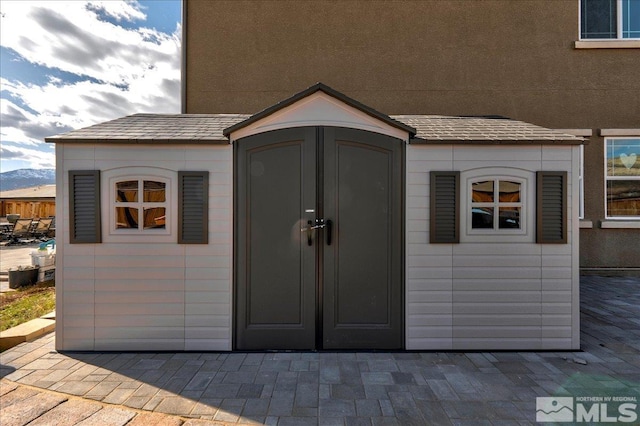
[56,144,233,351]
[406,144,580,350]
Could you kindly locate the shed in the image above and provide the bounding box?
[47,84,583,351]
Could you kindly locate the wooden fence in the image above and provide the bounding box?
[0,200,56,219]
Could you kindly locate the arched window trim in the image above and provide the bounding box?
[468,176,526,235]
[102,167,177,243]
[461,169,535,243]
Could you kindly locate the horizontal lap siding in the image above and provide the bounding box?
[57,144,232,351]
[407,146,454,349]
[406,144,579,351]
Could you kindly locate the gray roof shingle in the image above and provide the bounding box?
[395,115,583,144]
[45,113,583,145]
[45,113,249,144]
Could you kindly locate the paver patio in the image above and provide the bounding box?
[1,275,639,425]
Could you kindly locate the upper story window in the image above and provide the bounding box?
[605,137,640,219]
[115,179,168,232]
[470,179,523,231]
[581,0,640,39]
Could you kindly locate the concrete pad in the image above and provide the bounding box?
[0,245,38,274]
[0,318,55,351]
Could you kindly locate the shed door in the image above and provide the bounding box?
[235,127,403,350]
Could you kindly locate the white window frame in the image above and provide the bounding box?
[102,167,178,243]
[579,0,640,40]
[579,145,585,219]
[604,137,640,220]
[461,168,535,243]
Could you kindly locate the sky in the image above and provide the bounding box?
[0,0,182,173]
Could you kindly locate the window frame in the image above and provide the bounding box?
[579,145,585,219]
[603,136,640,220]
[113,177,169,234]
[102,167,177,243]
[460,169,535,243]
[579,0,640,40]
[468,177,526,235]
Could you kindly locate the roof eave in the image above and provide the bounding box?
[409,137,586,145]
[44,137,229,144]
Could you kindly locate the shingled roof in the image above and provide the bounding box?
[45,113,583,145]
[45,114,249,144]
[396,115,583,144]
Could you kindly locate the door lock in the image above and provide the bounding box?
[301,219,332,246]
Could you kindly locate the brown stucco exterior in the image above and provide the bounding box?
[184,0,640,270]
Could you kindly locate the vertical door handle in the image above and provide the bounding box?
[301,219,331,245]
[306,220,313,246]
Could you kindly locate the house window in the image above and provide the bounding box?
[580,0,640,39]
[605,137,640,218]
[470,179,523,231]
[114,178,168,232]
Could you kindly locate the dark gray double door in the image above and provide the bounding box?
[236,127,403,350]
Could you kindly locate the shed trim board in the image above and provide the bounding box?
[50,84,582,351]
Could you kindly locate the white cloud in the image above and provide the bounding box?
[0,94,73,145]
[1,143,55,170]
[0,1,181,171]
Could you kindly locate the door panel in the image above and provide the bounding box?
[322,127,403,349]
[235,127,403,350]
[236,128,316,350]
[248,143,304,325]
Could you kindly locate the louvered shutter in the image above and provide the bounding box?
[178,171,209,244]
[430,171,460,243]
[69,170,101,243]
[537,171,567,244]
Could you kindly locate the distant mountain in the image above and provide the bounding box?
[0,169,56,191]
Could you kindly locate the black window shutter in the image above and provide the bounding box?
[537,171,567,244]
[430,171,460,243]
[69,170,101,243]
[178,171,209,244]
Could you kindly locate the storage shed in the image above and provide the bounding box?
[47,84,583,351]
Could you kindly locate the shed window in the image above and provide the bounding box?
[113,178,168,232]
[605,137,640,219]
[470,179,522,231]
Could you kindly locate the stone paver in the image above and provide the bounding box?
[0,391,67,426]
[1,276,639,425]
[26,398,103,426]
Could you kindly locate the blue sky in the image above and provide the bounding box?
[0,0,182,172]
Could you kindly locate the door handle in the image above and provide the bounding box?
[301,219,330,246]
[302,220,313,246]
[301,219,324,246]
